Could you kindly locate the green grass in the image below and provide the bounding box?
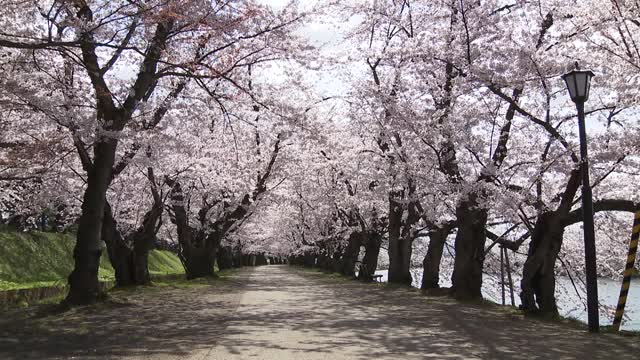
[147,249,184,276]
[0,230,184,291]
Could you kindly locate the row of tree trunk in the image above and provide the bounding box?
[218,249,283,269]
[288,227,383,283]
[379,168,587,318]
[291,168,577,319]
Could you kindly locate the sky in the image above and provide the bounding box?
[255,0,363,99]
[258,0,344,46]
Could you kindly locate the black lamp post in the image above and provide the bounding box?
[561,69,599,333]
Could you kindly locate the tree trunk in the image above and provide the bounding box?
[341,232,362,277]
[232,248,243,267]
[451,196,488,300]
[185,244,217,279]
[132,244,151,285]
[65,139,118,305]
[102,182,161,287]
[359,230,382,281]
[330,249,343,273]
[316,251,329,269]
[388,197,412,285]
[103,223,153,287]
[217,246,234,270]
[289,255,302,266]
[421,225,452,290]
[102,204,134,287]
[127,229,153,286]
[520,212,563,316]
[302,252,315,267]
[184,246,216,279]
[519,169,580,316]
[168,181,221,279]
[122,215,158,286]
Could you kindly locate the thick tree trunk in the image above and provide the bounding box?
[184,246,216,279]
[388,197,412,285]
[99,205,156,288]
[289,255,302,266]
[329,249,343,273]
[359,230,382,281]
[102,204,134,287]
[341,232,362,277]
[102,182,161,288]
[120,224,156,286]
[451,196,488,300]
[301,252,315,267]
[520,169,580,316]
[168,181,222,279]
[520,212,563,316]
[184,245,217,279]
[65,139,118,305]
[131,242,151,285]
[256,254,267,266]
[232,248,243,267]
[421,226,451,290]
[217,246,234,270]
[316,251,329,269]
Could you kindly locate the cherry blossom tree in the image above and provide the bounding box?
[1,0,639,323]
[0,0,306,303]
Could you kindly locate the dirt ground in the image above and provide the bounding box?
[1,265,638,359]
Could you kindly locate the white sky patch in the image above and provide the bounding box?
[257,0,320,11]
[255,0,363,99]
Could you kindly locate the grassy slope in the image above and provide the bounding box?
[0,230,184,291]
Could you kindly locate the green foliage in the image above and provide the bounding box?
[0,230,184,290]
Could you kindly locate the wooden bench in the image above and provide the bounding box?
[372,274,383,282]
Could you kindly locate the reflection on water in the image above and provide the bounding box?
[374,269,640,331]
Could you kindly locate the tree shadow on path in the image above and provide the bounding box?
[209,266,640,360]
[0,273,249,360]
[1,266,639,360]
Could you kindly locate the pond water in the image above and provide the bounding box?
[374,269,640,331]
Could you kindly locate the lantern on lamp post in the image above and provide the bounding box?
[561,69,599,333]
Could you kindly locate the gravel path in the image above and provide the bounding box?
[1,265,639,359]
